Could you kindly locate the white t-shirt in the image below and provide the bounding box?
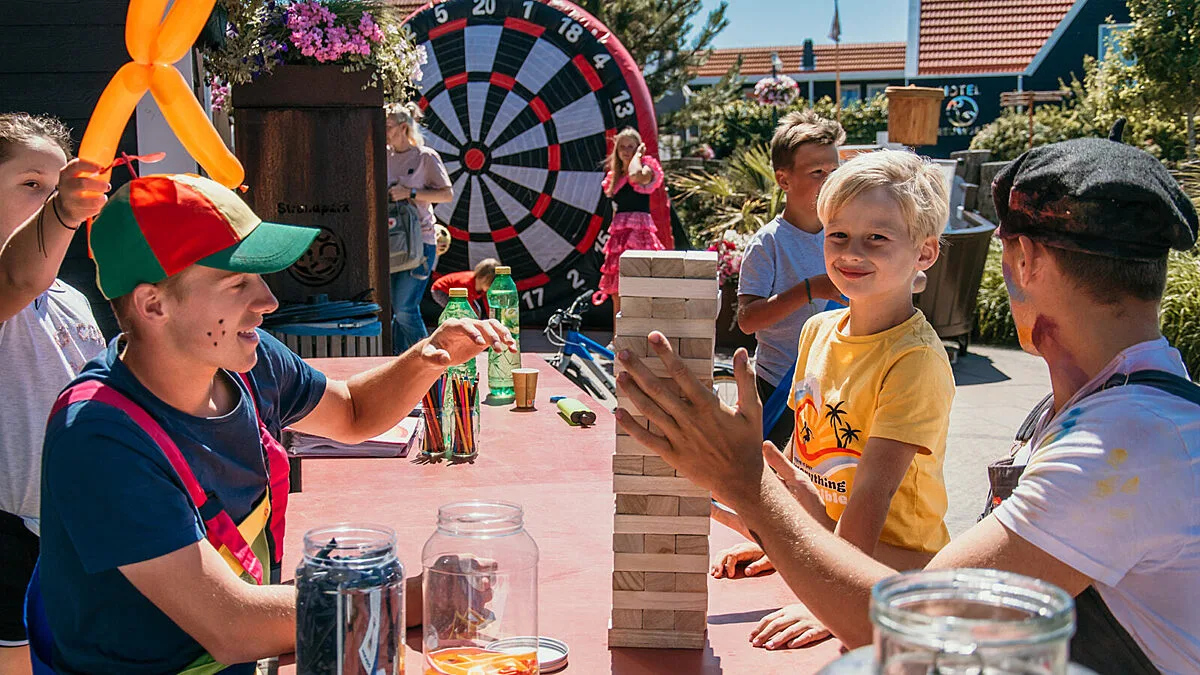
[0,281,105,534]
[993,338,1200,675]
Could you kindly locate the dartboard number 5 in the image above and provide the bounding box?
[472,0,495,15]
[434,3,449,22]
[522,288,545,310]
[559,17,584,43]
[612,90,635,118]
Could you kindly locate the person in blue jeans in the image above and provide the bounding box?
[386,102,453,353]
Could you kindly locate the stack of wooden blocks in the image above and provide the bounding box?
[608,250,719,650]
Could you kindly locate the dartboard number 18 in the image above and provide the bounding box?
[403,0,660,324]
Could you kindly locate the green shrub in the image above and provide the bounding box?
[972,240,1019,346]
[709,95,888,157]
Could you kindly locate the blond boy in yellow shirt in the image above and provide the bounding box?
[713,150,955,650]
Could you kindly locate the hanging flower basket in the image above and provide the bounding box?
[753,74,801,108]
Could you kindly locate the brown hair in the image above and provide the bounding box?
[0,113,73,164]
[770,110,845,172]
[473,258,499,285]
[1047,247,1168,304]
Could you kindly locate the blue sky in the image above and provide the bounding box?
[699,0,909,48]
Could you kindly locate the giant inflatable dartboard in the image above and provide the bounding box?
[403,0,670,323]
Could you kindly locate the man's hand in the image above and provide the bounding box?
[614,334,766,508]
[55,158,109,224]
[711,542,774,579]
[421,318,514,367]
[750,604,831,650]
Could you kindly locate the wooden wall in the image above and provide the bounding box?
[0,0,138,338]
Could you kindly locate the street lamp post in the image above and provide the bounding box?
[771,51,783,125]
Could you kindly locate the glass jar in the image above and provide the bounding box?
[422,501,539,675]
[296,525,406,675]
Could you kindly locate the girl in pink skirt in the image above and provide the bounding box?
[596,127,665,323]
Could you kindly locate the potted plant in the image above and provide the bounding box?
[753,74,800,109]
[199,0,426,109]
[707,229,756,350]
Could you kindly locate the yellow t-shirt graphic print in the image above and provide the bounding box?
[789,309,955,555]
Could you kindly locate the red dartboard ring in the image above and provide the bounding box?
[403,0,670,323]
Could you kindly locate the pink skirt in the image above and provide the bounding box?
[595,211,665,302]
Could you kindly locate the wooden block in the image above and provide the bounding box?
[642,455,676,477]
[612,335,648,357]
[616,414,649,437]
[613,591,708,611]
[643,609,676,630]
[675,610,708,632]
[613,533,644,553]
[644,534,675,555]
[613,553,708,573]
[675,573,708,593]
[678,338,714,359]
[613,571,645,591]
[676,535,709,556]
[611,609,643,629]
[608,628,705,649]
[650,251,686,278]
[619,276,717,299]
[685,298,719,320]
[614,515,710,535]
[644,572,676,592]
[615,356,713,379]
[616,317,713,339]
[619,251,654,278]
[613,455,643,475]
[615,435,656,456]
[616,494,679,516]
[619,297,652,318]
[679,496,712,517]
[684,251,718,279]
[613,475,709,498]
[651,297,686,319]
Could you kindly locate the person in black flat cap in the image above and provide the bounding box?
[611,123,1199,675]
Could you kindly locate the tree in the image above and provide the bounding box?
[1124,0,1200,158]
[581,0,736,131]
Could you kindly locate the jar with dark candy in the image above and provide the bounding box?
[296,525,406,674]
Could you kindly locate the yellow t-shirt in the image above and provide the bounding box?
[788,308,954,554]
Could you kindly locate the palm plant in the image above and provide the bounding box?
[670,143,784,241]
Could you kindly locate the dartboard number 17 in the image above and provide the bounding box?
[403,0,658,325]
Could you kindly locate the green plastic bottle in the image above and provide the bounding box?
[487,266,521,400]
[438,288,477,453]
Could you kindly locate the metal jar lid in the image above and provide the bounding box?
[486,636,569,673]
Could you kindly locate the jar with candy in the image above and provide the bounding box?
[422,501,539,675]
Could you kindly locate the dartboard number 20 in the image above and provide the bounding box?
[403,0,659,324]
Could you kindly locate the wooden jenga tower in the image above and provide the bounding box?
[609,250,719,650]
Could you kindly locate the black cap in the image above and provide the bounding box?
[992,126,1198,261]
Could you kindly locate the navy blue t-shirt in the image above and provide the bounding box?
[39,331,326,674]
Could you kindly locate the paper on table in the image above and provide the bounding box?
[287,417,421,458]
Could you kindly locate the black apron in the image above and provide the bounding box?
[980,370,1200,675]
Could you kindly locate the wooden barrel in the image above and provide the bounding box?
[233,65,391,350]
[885,85,945,147]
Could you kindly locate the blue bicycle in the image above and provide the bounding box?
[544,290,738,409]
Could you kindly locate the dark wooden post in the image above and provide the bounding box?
[233,65,391,352]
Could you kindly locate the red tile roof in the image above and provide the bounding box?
[919,0,1076,75]
[388,0,427,19]
[694,42,907,78]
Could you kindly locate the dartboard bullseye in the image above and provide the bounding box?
[402,0,669,324]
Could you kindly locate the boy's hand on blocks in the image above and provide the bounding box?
[615,336,765,507]
[55,158,109,225]
[423,318,514,367]
[750,604,832,650]
[710,542,774,579]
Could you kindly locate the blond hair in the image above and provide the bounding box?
[384,101,425,148]
[605,127,642,194]
[770,110,845,172]
[817,149,949,243]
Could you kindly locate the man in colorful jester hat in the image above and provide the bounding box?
[34,173,514,674]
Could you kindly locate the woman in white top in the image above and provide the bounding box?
[0,114,108,674]
[384,103,453,353]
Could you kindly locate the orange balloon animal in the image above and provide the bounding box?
[79,0,243,187]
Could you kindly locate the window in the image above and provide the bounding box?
[841,88,861,106]
[865,83,888,100]
[1098,23,1135,66]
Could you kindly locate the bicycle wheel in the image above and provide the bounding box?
[713,370,738,409]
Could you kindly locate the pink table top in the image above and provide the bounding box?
[282,355,843,673]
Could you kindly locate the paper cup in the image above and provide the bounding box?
[512,368,539,409]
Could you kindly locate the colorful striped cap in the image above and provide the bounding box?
[90,174,319,299]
